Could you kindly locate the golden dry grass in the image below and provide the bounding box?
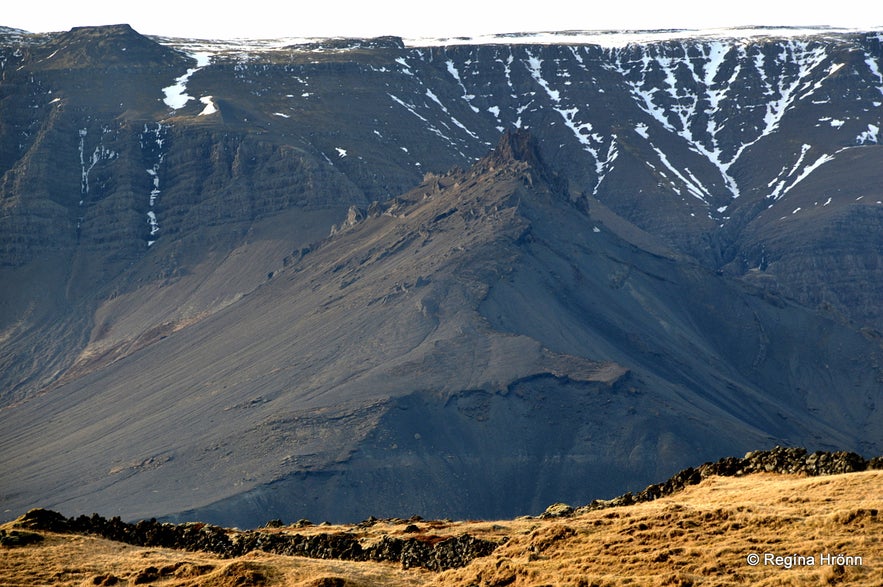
[2,471,880,586]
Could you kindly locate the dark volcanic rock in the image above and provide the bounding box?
[0,528,44,547]
[16,508,70,532]
[573,446,881,516]
[14,508,498,571]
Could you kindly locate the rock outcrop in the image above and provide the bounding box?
[571,446,883,515]
[14,509,498,571]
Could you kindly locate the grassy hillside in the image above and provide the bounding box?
[2,470,880,586]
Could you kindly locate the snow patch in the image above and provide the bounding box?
[395,57,413,75]
[162,52,212,110]
[857,123,879,144]
[866,54,883,97]
[198,96,217,116]
[525,53,559,101]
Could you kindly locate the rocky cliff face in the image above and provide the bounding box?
[0,25,881,526]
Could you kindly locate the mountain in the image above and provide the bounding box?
[0,25,881,526]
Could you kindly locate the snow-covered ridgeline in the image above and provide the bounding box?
[155,27,880,53]
[403,27,881,48]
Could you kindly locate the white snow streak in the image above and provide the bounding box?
[395,57,413,75]
[388,93,454,143]
[608,41,744,197]
[147,211,159,236]
[424,88,479,139]
[141,123,166,247]
[445,60,480,113]
[524,49,614,193]
[770,149,835,200]
[78,128,117,201]
[650,141,710,201]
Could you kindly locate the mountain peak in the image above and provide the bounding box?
[34,23,188,70]
[479,129,570,199]
[489,129,544,166]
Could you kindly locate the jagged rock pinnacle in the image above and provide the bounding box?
[489,129,545,167]
[483,130,569,197]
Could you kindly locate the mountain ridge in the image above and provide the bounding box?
[1,24,881,528]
